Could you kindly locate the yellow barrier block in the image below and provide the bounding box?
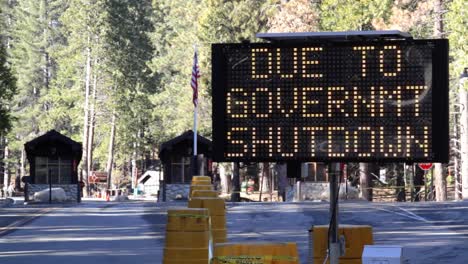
[166,208,210,232]
[212,228,227,243]
[192,190,219,198]
[164,248,210,261]
[212,242,299,264]
[313,225,373,260]
[193,175,211,182]
[211,215,226,229]
[165,231,211,248]
[314,258,362,264]
[191,179,212,186]
[164,208,212,263]
[164,260,209,264]
[189,197,226,216]
[190,185,214,197]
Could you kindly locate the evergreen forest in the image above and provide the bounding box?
[0,0,466,198]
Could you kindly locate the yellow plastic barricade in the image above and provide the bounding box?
[312,225,373,264]
[315,260,362,264]
[212,228,228,243]
[190,185,214,198]
[192,175,212,182]
[164,248,210,262]
[189,197,227,243]
[189,197,226,216]
[164,261,210,264]
[211,215,227,229]
[192,190,219,198]
[166,208,211,232]
[192,179,212,186]
[165,231,211,248]
[212,242,300,264]
[163,208,212,264]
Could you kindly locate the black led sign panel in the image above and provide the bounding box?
[212,39,449,162]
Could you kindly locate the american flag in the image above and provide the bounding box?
[191,50,200,107]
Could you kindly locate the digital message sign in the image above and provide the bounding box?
[212,39,448,162]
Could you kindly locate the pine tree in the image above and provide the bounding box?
[446,0,467,77]
[0,42,16,134]
[447,0,468,199]
[150,0,207,143]
[4,0,66,181]
[371,0,435,38]
[0,41,16,191]
[57,0,108,195]
[0,0,17,49]
[104,0,155,189]
[319,0,393,31]
[267,0,319,33]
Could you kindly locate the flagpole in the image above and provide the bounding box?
[193,100,198,174]
[192,45,199,177]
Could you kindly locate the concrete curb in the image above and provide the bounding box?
[0,207,53,238]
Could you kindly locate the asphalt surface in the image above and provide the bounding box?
[224,201,468,264]
[0,200,163,264]
[0,198,59,237]
[0,199,467,263]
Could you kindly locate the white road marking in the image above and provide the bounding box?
[375,206,429,223]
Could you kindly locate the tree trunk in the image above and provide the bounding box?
[42,0,50,90]
[6,0,13,50]
[106,112,116,189]
[87,64,98,177]
[220,164,230,194]
[414,166,425,201]
[81,43,92,197]
[276,163,287,202]
[434,163,447,201]
[3,143,10,194]
[43,50,49,90]
[261,163,270,194]
[460,89,468,199]
[131,141,137,192]
[395,163,406,202]
[268,166,276,202]
[231,163,240,202]
[20,149,25,178]
[433,0,444,38]
[359,163,372,201]
[14,163,19,190]
[432,0,447,201]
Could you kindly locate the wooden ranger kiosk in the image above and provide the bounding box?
[24,130,82,202]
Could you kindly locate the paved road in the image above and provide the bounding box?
[0,198,54,236]
[1,200,467,264]
[226,201,468,264]
[0,200,166,264]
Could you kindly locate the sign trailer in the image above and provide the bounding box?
[211,31,449,264]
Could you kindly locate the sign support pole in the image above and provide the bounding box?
[424,170,428,201]
[410,163,414,202]
[329,163,341,264]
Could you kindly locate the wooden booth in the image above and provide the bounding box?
[158,130,212,201]
[24,130,82,202]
